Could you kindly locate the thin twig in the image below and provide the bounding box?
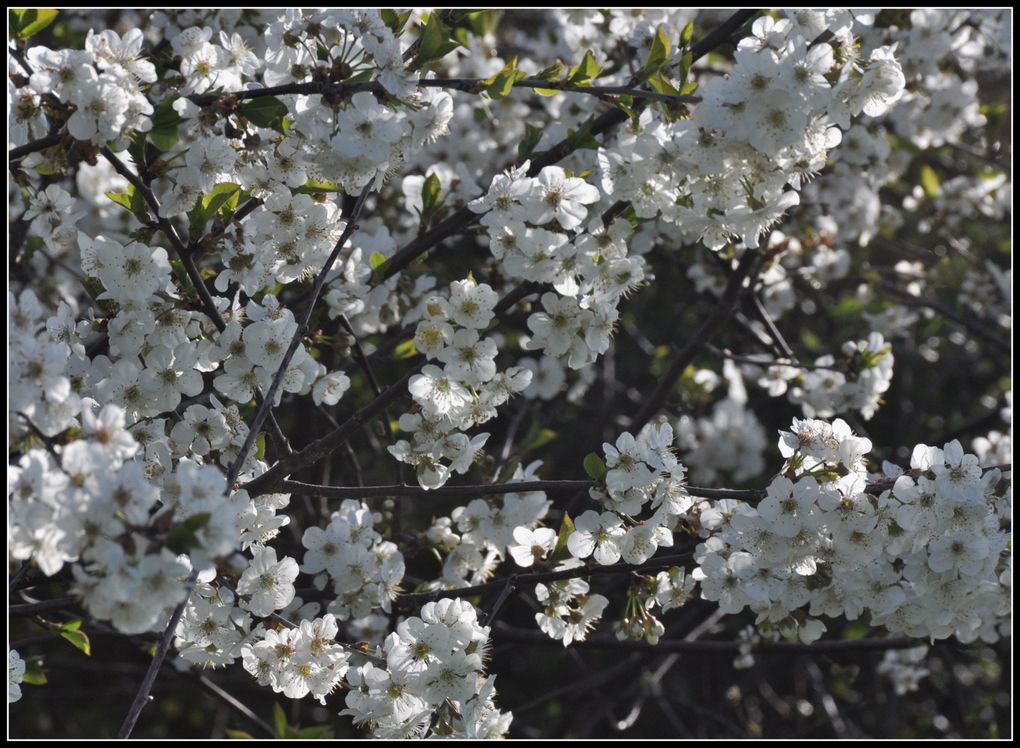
[278,478,765,503]
[8,131,63,164]
[118,569,199,739]
[225,183,373,490]
[877,281,1010,353]
[491,625,919,655]
[396,552,693,608]
[197,674,277,738]
[629,249,761,431]
[241,365,421,497]
[9,596,79,617]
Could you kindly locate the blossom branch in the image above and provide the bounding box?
[189,77,700,107]
[8,131,63,164]
[117,568,199,739]
[225,183,373,489]
[100,147,227,333]
[876,280,1011,353]
[396,552,694,608]
[490,625,919,655]
[279,478,764,503]
[376,10,760,285]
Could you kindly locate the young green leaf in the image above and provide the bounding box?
[919,164,940,199]
[11,8,59,39]
[273,703,287,739]
[59,621,92,656]
[22,660,47,685]
[394,339,418,359]
[483,57,526,99]
[643,24,673,76]
[238,97,290,134]
[567,49,602,86]
[583,452,608,482]
[517,123,544,162]
[149,97,185,152]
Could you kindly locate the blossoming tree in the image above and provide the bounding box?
[8,8,1011,739]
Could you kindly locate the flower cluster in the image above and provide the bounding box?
[535,579,609,646]
[742,332,895,420]
[423,462,551,589]
[21,28,154,145]
[597,13,905,251]
[568,422,693,568]
[341,598,511,738]
[301,499,405,621]
[471,162,646,371]
[389,278,532,489]
[691,418,1011,643]
[241,613,351,704]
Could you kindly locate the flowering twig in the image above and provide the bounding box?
[118,568,199,739]
[876,280,1010,353]
[225,183,373,490]
[100,147,227,333]
[396,552,694,608]
[8,131,63,164]
[491,624,919,655]
[278,478,765,504]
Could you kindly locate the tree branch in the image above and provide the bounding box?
[225,183,373,489]
[395,552,694,608]
[118,568,199,739]
[491,625,919,655]
[629,248,761,431]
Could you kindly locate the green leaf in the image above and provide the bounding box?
[273,703,287,739]
[643,24,673,76]
[534,60,564,82]
[380,9,412,35]
[189,182,240,232]
[553,512,576,557]
[165,512,211,554]
[238,97,290,133]
[394,339,418,359]
[256,432,266,460]
[677,51,694,86]
[583,452,608,482]
[517,123,544,162]
[646,70,680,96]
[567,49,602,86]
[225,729,255,739]
[414,12,460,66]
[106,184,147,221]
[293,178,343,195]
[680,20,694,47]
[830,297,862,316]
[11,8,58,39]
[22,660,47,685]
[522,425,557,451]
[919,164,940,199]
[149,97,184,152]
[419,172,444,224]
[483,57,526,99]
[59,621,91,656]
[369,251,387,270]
